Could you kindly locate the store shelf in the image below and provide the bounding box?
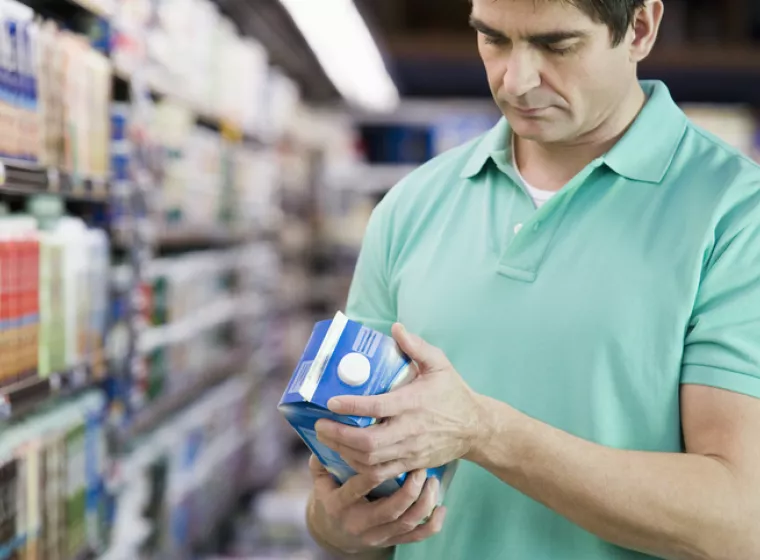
[127,346,252,439]
[112,68,269,145]
[0,159,109,203]
[0,361,102,422]
[155,227,251,250]
[112,227,258,253]
[138,297,239,354]
[0,183,108,204]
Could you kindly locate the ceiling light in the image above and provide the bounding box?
[278,0,399,113]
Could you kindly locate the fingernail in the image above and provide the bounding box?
[327,398,342,411]
[431,477,441,499]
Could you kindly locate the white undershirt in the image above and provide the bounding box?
[511,137,557,209]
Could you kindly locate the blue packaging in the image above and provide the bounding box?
[279,311,457,501]
[110,153,130,181]
[110,104,130,142]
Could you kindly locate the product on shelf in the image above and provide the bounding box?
[110,96,283,238]
[0,216,39,388]
[106,375,252,559]
[36,214,110,379]
[234,147,282,231]
[129,249,241,409]
[0,391,107,560]
[112,0,272,137]
[0,202,111,393]
[0,0,37,162]
[0,4,113,183]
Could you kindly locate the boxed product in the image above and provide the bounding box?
[279,311,457,501]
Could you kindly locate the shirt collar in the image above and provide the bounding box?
[460,116,512,179]
[460,80,688,184]
[602,80,688,183]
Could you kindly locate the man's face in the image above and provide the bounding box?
[471,0,638,144]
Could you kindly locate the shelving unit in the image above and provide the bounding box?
[0,0,330,558]
[153,228,252,251]
[111,70,270,147]
[126,345,253,439]
[0,160,109,200]
[0,361,99,421]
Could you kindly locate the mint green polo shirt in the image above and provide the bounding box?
[345,80,760,560]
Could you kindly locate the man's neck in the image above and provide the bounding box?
[514,83,647,192]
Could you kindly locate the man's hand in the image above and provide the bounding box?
[307,455,447,555]
[315,323,486,481]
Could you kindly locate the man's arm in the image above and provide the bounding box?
[468,383,760,560]
[321,325,760,560]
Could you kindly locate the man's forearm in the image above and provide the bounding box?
[306,495,393,560]
[468,396,760,560]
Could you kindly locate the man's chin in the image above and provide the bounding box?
[508,120,564,143]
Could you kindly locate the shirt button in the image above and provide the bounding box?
[513,223,523,234]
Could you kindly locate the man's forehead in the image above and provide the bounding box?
[471,0,589,18]
[471,0,599,31]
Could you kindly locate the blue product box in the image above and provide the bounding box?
[110,153,130,181]
[279,311,457,501]
[110,105,129,142]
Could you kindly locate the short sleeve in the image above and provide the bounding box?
[345,199,397,336]
[681,186,760,399]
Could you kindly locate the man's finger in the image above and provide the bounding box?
[327,390,413,418]
[334,471,383,508]
[361,476,442,546]
[309,453,328,475]
[315,418,410,453]
[313,469,340,497]
[320,436,409,471]
[385,506,448,546]
[391,323,448,371]
[360,469,427,528]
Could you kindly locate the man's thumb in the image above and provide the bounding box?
[392,323,445,371]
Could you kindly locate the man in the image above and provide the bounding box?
[305,0,760,558]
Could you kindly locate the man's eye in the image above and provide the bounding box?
[484,35,508,46]
[543,43,575,56]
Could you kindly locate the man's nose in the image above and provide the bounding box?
[502,48,541,99]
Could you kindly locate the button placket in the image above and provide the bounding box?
[497,161,603,282]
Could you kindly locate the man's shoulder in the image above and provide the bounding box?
[679,119,760,186]
[379,132,486,209]
[676,119,760,237]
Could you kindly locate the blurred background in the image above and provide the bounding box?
[0,0,756,559]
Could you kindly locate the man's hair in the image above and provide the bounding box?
[559,0,647,45]
[479,0,648,46]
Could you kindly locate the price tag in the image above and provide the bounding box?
[221,119,243,143]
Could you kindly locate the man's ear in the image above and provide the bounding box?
[629,1,664,62]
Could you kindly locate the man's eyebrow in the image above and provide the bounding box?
[468,17,507,39]
[469,17,588,44]
[527,31,589,44]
